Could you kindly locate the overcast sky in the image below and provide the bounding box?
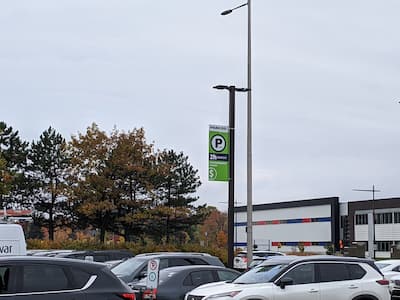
[1,0,400,211]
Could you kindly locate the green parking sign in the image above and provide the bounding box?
[209,125,230,182]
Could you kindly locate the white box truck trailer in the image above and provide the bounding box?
[0,224,27,255]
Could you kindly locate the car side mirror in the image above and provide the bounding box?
[279,277,293,289]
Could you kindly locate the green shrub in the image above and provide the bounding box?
[27,239,228,266]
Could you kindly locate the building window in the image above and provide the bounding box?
[377,241,391,252]
[394,212,400,223]
[375,213,393,224]
[355,214,368,225]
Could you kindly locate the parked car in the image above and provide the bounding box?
[0,256,136,299]
[131,265,240,300]
[389,274,400,299]
[111,252,224,285]
[55,249,134,262]
[186,256,390,300]
[376,259,400,280]
[234,250,285,270]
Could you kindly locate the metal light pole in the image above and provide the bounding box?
[213,85,249,268]
[353,185,381,259]
[220,1,253,268]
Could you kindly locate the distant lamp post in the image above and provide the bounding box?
[213,85,249,268]
[353,185,381,259]
[220,1,254,268]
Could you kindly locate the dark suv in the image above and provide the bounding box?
[0,256,135,299]
[111,252,224,284]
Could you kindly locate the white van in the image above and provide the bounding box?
[0,223,27,255]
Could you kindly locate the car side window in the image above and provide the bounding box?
[318,263,365,282]
[20,265,69,293]
[159,259,169,269]
[186,258,208,265]
[183,271,215,287]
[217,270,238,281]
[92,255,107,262]
[70,254,85,260]
[69,267,92,289]
[282,263,316,285]
[0,266,11,294]
[347,264,366,280]
[167,258,193,267]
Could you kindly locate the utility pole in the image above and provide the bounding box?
[353,185,381,258]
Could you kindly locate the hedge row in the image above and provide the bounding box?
[27,239,229,266]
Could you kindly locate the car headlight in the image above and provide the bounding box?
[207,291,242,299]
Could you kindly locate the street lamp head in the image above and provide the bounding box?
[221,3,248,16]
[213,85,229,90]
[221,9,233,16]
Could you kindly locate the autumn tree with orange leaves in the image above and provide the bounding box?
[199,207,228,247]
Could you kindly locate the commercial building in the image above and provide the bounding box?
[234,196,400,258]
[234,197,339,254]
[349,197,400,258]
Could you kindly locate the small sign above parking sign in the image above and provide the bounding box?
[146,259,160,290]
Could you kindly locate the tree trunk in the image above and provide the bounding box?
[49,205,54,241]
[100,227,106,243]
[166,215,170,243]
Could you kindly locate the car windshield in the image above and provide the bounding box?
[111,257,147,281]
[233,263,288,284]
[376,263,390,269]
[249,259,266,268]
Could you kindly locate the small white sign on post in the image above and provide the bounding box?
[146,258,160,290]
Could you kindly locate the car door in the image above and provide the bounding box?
[317,262,365,300]
[8,264,85,300]
[273,263,320,300]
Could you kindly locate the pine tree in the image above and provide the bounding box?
[28,127,71,240]
[148,150,203,243]
[0,121,29,209]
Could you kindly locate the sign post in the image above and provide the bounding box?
[208,125,230,182]
[146,259,160,299]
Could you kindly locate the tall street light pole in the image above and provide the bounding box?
[213,85,249,268]
[220,1,253,268]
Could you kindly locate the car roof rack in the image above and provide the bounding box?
[135,252,212,257]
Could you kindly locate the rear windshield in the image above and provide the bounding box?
[111,257,147,281]
[233,263,288,284]
[375,263,390,269]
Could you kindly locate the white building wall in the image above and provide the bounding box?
[235,204,333,253]
[236,205,331,223]
[354,225,368,241]
[375,224,400,241]
[235,222,332,245]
